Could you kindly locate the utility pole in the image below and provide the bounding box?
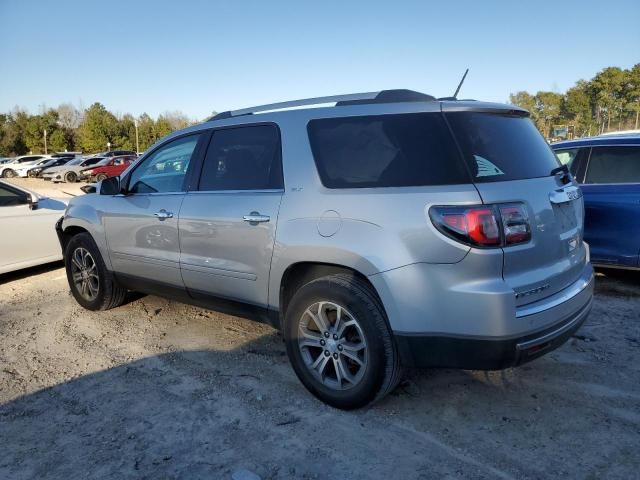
[134,119,140,154]
[107,141,111,152]
[43,129,47,154]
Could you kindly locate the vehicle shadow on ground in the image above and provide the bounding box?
[1,272,638,479]
[0,261,63,285]
[0,336,287,480]
[594,267,639,297]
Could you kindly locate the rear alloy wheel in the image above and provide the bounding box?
[64,232,127,310]
[297,301,368,391]
[64,171,77,183]
[96,173,108,182]
[3,169,17,178]
[284,274,402,409]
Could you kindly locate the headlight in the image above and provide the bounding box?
[82,169,93,175]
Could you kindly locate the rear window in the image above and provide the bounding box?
[446,112,560,182]
[307,113,469,188]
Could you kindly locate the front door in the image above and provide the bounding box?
[179,124,283,306]
[103,133,206,287]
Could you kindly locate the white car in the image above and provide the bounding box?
[0,180,68,274]
[9,157,57,178]
[42,156,104,183]
[0,155,50,178]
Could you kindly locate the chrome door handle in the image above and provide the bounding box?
[153,209,173,220]
[243,213,270,223]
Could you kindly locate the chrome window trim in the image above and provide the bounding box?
[187,189,284,195]
[114,191,186,197]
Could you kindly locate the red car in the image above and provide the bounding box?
[81,155,137,182]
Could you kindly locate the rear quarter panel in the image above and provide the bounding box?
[268,114,482,309]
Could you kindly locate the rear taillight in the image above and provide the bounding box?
[499,204,531,245]
[430,203,530,248]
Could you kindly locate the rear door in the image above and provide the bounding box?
[579,145,640,267]
[179,124,284,306]
[446,110,587,305]
[102,133,206,287]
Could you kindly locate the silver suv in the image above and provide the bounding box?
[56,90,594,409]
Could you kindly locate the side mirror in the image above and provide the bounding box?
[27,193,38,210]
[99,176,121,195]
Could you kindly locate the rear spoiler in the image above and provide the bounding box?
[440,101,529,117]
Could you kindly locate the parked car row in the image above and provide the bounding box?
[0,150,138,183]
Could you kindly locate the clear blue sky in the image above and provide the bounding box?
[1,0,638,120]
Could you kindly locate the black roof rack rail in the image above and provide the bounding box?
[208,89,435,121]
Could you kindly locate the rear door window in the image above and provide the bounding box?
[585,146,640,184]
[307,113,469,188]
[198,124,282,191]
[446,112,560,182]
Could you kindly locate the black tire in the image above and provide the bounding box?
[283,274,402,409]
[64,232,127,311]
[96,173,108,182]
[64,171,77,183]
[3,169,16,178]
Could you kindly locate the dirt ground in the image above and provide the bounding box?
[0,178,639,479]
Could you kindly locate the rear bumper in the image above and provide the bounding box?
[396,296,591,369]
[394,267,594,370]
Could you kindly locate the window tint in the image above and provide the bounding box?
[0,184,28,207]
[19,156,42,163]
[554,147,584,176]
[585,146,640,184]
[82,157,103,167]
[307,113,469,188]
[555,148,578,166]
[447,112,560,182]
[128,134,201,193]
[199,125,282,191]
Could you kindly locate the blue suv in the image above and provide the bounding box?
[552,134,640,269]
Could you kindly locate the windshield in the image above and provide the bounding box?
[67,158,84,166]
[446,112,560,182]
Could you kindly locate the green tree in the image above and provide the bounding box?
[532,91,563,137]
[78,103,120,153]
[136,113,156,152]
[48,129,68,152]
[590,66,627,132]
[154,116,173,140]
[562,81,594,136]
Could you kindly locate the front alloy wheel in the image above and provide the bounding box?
[298,301,368,391]
[70,247,99,301]
[64,232,127,311]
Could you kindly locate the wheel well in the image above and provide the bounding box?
[61,226,89,251]
[279,262,379,319]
